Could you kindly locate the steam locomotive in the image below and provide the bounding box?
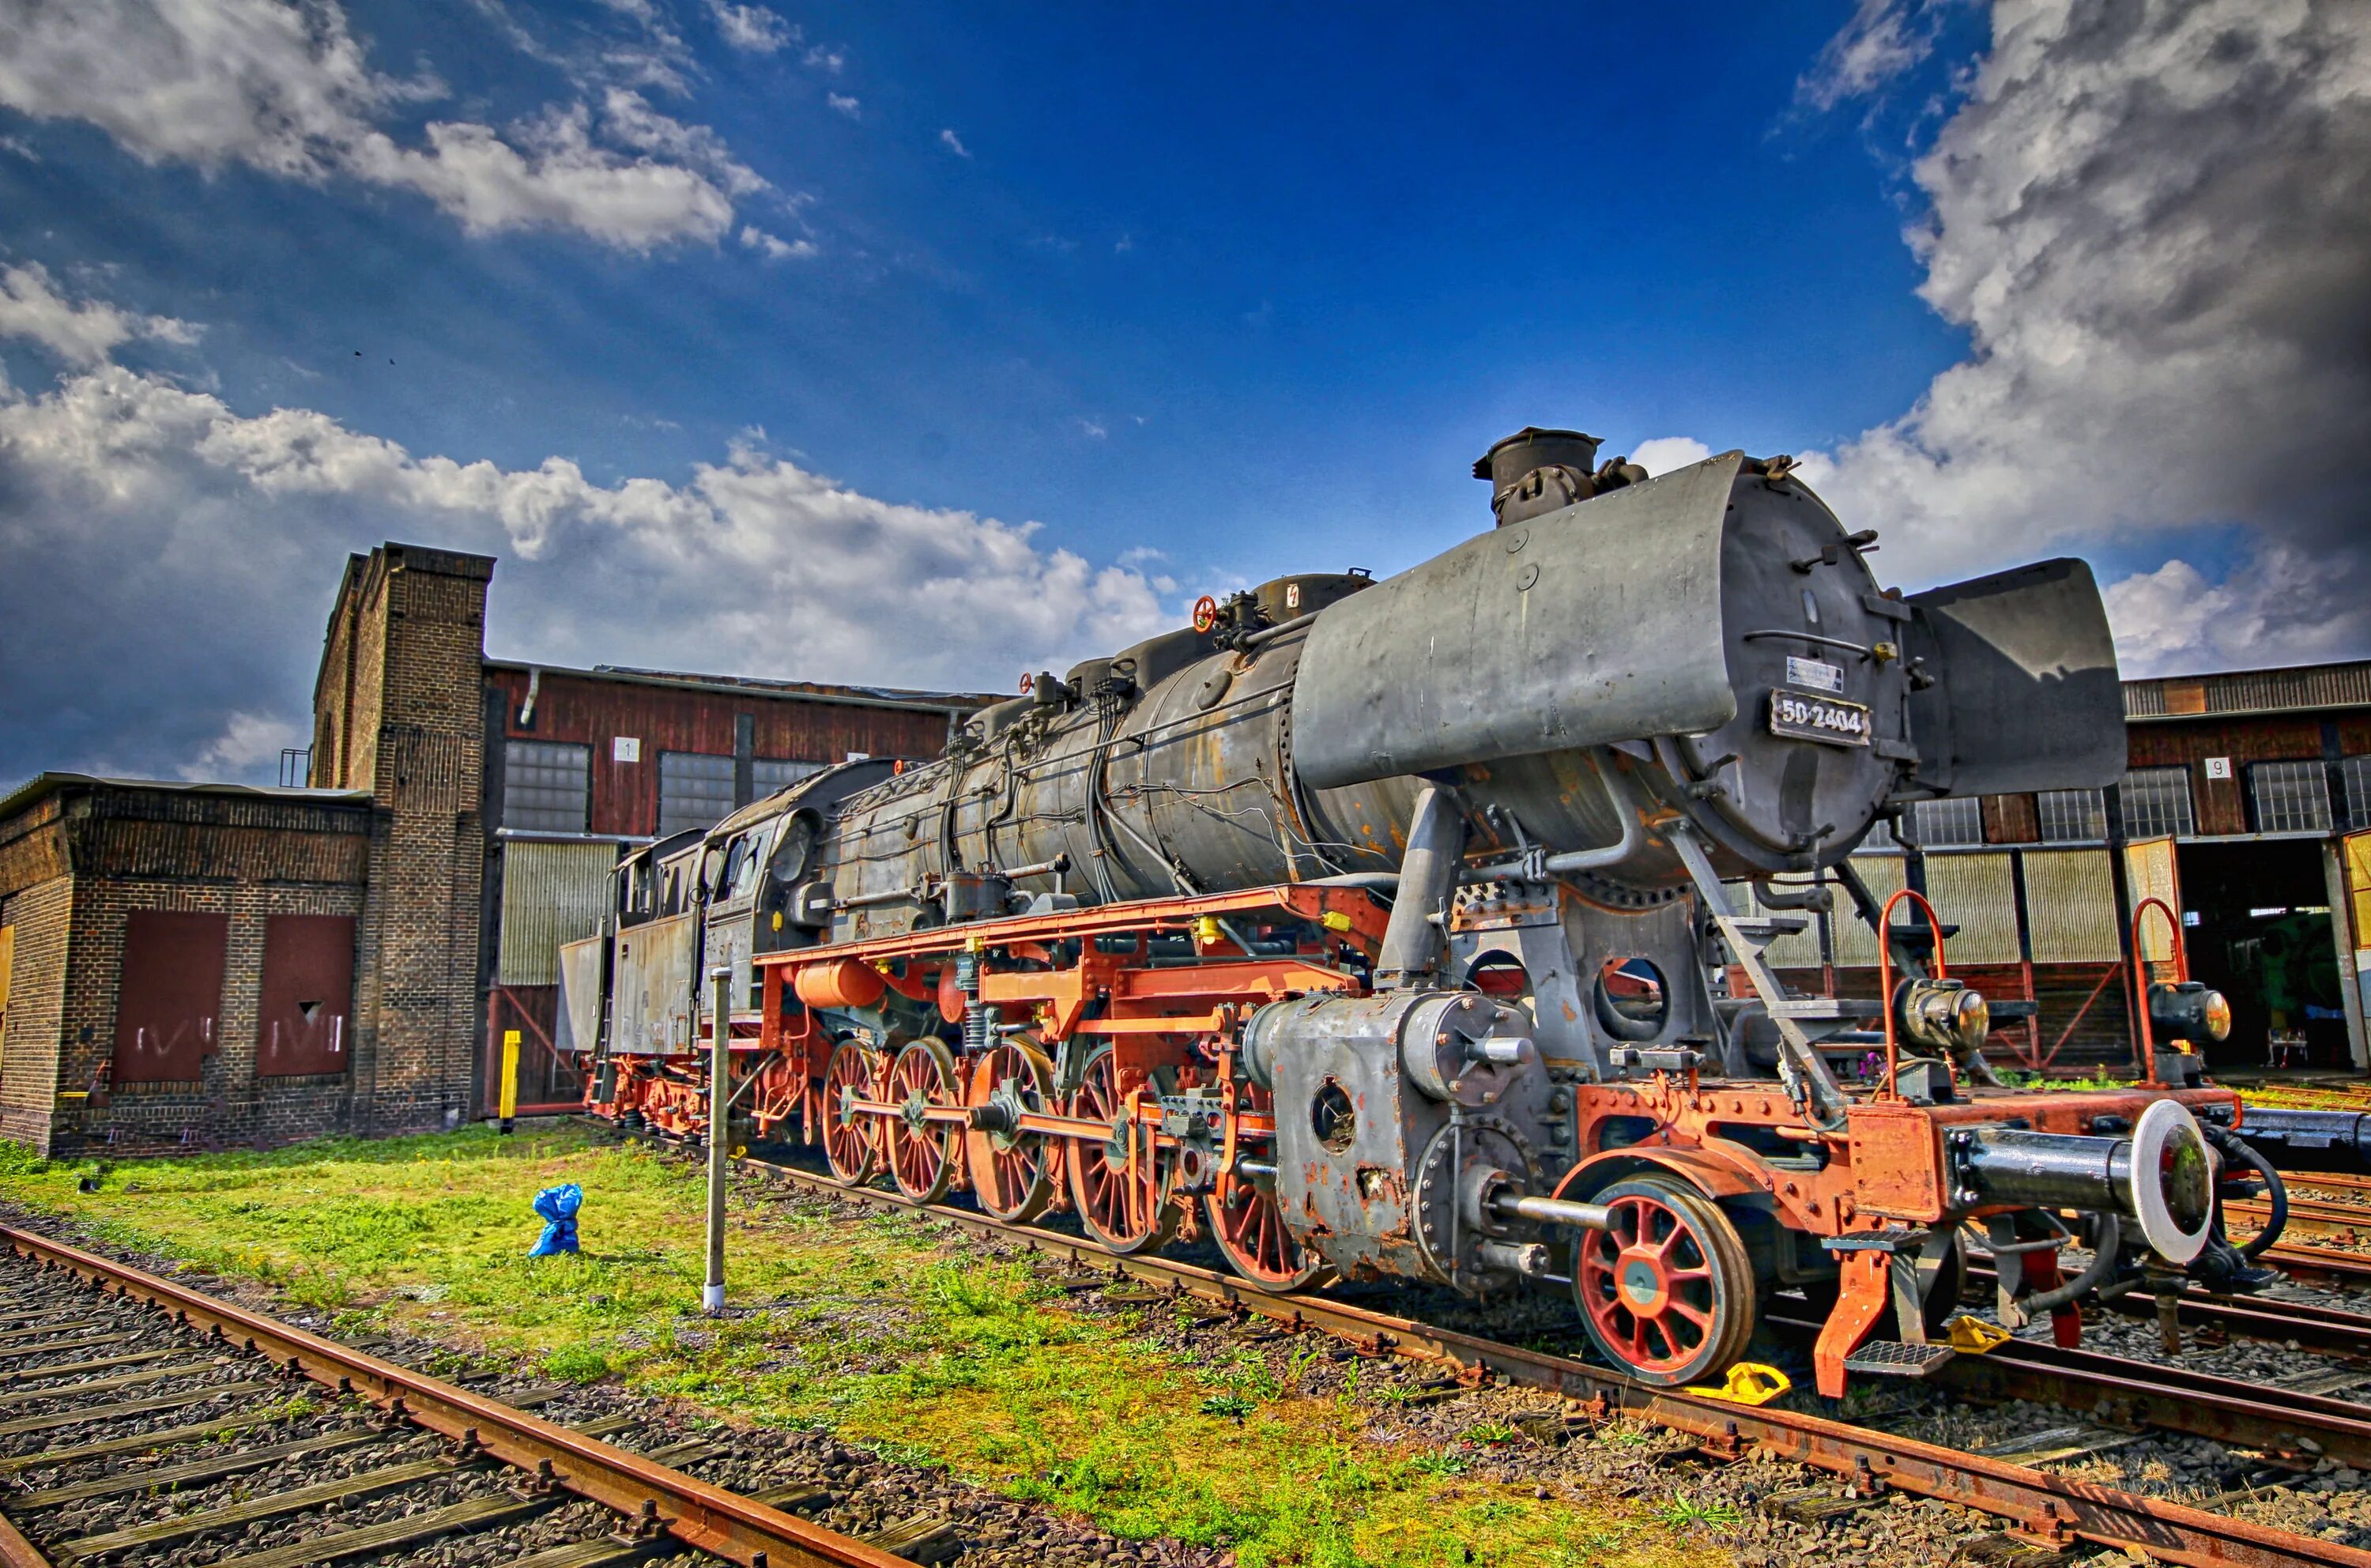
[560,428,2297,1396]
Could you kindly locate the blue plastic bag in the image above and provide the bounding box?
[529,1182,582,1257]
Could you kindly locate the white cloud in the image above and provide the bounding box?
[804,45,846,74]
[827,92,860,120]
[704,1,794,53]
[1797,0,2371,677]
[0,262,198,366]
[0,0,759,250]
[939,127,971,158]
[180,710,307,781]
[1627,436,1713,477]
[1076,418,1106,439]
[739,225,816,261]
[0,298,1170,782]
[597,88,767,197]
[1795,0,1959,111]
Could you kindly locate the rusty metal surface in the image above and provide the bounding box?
[254,914,354,1078]
[612,910,695,1055]
[721,1143,2371,1568]
[108,910,228,1084]
[0,1226,907,1568]
[1940,1336,2371,1471]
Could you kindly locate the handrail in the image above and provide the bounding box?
[2130,895,2190,1088]
[1877,885,1952,1102]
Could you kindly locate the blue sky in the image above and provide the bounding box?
[3,1,2366,782]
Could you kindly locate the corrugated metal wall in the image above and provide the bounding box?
[2022,849,2122,963]
[1832,856,1905,967]
[1923,853,2021,964]
[497,841,617,986]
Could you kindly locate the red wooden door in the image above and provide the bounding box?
[111,912,228,1084]
[257,915,356,1076]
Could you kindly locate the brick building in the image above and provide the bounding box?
[1752,660,2371,1076]
[0,541,991,1154]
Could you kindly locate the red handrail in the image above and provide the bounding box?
[2129,895,2191,1087]
[1876,886,1951,1102]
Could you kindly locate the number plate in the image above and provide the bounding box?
[1769,690,1872,748]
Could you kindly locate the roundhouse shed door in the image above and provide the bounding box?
[257,915,356,1076]
[111,911,228,1084]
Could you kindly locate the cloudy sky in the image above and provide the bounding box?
[2,0,2365,786]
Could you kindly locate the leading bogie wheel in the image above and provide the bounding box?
[1573,1174,1757,1387]
[1065,1043,1180,1254]
[1205,1084,1331,1291]
[885,1039,965,1204]
[964,1039,1059,1223]
[820,1038,884,1188]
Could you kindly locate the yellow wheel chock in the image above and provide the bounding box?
[1683,1361,1791,1406]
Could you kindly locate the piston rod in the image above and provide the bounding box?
[1491,1191,1614,1231]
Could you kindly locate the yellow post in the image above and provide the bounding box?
[499,1029,520,1134]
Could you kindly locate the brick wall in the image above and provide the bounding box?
[51,876,366,1155]
[0,877,72,1148]
[333,544,496,1136]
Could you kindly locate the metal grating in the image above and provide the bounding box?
[2022,849,2122,963]
[1922,853,2020,965]
[2248,760,2332,834]
[1907,797,1985,847]
[2036,788,2105,844]
[752,757,824,797]
[502,741,590,834]
[498,840,620,986]
[2120,767,2196,839]
[658,752,736,837]
[2341,757,2371,832]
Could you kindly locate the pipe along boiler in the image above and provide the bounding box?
[561,427,2286,1396]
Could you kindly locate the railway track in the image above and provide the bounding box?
[0,1224,952,1568]
[610,1126,2371,1568]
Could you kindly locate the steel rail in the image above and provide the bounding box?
[1964,1262,2371,1358]
[697,1137,2371,1568]
[0,1226,907,1568]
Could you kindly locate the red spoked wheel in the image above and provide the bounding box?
[820,1038,884,1187]
[1207,1182,1330,1291]
[1065,1044,1179,1254]
[1205,1085,1329,1291]
[885,1039,965,1203]
[1572,1175,1756,1387]
[964,1039,1059,1223]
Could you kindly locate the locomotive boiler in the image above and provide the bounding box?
[563,428,2284,1397]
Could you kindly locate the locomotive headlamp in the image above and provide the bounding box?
[2149,981,2232,1045]
[1895,977,1990,1054]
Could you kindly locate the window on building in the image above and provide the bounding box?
[2120,767,2196,839]
[752,757,825,797]
[2248,760,2333,834]
[2036,788,2106,844]
[2342,756,2371,831]
[502,740,590,834]
[1856,815,1897,852]
[658,751,737,836]
[1907,797,1985,846]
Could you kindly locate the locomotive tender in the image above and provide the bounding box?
[560,428,2290,1396]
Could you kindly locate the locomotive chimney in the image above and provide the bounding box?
[1473,427,1602,527]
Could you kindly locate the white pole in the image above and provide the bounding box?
[703,965,731,1315]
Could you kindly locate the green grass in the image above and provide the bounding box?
[0,1128,1706,1568]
